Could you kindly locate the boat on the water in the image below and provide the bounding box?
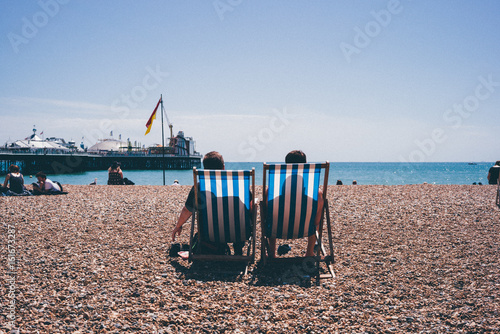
[0,128,202,175]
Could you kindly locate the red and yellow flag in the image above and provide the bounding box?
[145,97,162,135]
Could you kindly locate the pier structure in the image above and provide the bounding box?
[0,152,201,175]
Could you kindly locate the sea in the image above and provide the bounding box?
[28,162,494,186]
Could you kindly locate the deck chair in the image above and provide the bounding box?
[189,168,257,271]
[260,162,335,283]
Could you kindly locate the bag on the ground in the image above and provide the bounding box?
[54,181,64,192]
[123,178,135,185]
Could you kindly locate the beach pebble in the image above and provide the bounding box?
[0,184,499,332]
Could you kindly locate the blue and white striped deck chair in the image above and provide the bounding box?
[260,162,334,281]
[189,168,256,264]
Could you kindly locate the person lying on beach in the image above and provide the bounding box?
[266,150,324,258]
[32,172,62,194]
[2,164,32,196]
[171,151,246,255]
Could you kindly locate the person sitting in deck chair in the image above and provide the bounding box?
[266,150,324,258]
[171,151,248,255]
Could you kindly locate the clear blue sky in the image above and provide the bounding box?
[1,0,499,162]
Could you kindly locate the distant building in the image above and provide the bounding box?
[172,131,197,156]
[88,139,128,153]
[6,130,70,152]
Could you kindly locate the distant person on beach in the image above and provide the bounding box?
[266,150,324,258]
[171,151,246,255]
[352,180,357,185]
[487,161,500,185]
[32,172,61,194]
[2,164,31,196]
[172,180,180,185]
[107,161,124,185]
[336,180,343,185]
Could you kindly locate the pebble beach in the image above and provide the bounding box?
[1,184,499,333]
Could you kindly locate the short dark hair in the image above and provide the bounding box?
[203,151,224,169]
[285,150,306,163]
[9,164,20,173]
[496,161,500,166]
[35,171,47,179]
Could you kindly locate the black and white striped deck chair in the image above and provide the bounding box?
[260,162,334,283]
[189,168,257,267]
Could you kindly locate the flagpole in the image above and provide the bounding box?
[160,94,165,185]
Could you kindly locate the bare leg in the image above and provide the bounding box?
[306,190,324,257]
[306,235,316,257]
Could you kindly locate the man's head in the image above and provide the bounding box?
[203,151,224,169]
[35,171,47,182]
[285,150,306,163]
[496,161,500,166]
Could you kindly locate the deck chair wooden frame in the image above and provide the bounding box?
[189,168,257,269]
[260,162,335,284]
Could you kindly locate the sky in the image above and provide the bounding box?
[1,0,499,162]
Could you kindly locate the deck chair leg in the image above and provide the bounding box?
[324,201,335,278]
[188,210,197,262]
[315,200,335,281]
[251,205,257,263]
[315,230,327,256]
[313,199,335,282]
[260,200,268,264]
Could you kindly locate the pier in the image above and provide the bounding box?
[0,152,201,175]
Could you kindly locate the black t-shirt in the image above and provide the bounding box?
[185,186,254,212]
[185,185,251,248]
[185,187,196,212]
[489,166,500,185]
